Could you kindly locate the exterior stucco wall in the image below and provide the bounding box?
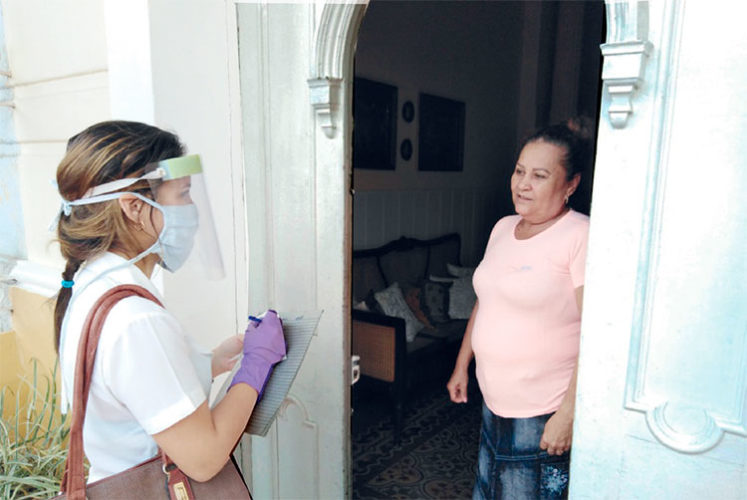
[1,0,110,271]
[0,0,110,339]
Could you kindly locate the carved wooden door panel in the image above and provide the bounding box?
[571,1,746,497]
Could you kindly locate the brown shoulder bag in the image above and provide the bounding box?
[56,284,252,500]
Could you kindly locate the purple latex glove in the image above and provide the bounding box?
[229,309,286,399]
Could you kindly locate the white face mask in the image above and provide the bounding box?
[156,203,199,272]
[57,190,200,274]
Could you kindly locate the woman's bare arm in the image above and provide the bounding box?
[447,300,479,403]
[152,384,257,482]
[540,286,584,455]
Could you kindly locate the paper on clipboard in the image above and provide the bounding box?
[214,311,322,437]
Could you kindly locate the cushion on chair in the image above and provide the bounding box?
[420,279,451,324]
[374,283,425,342]
[403,286,435,330]
[448,277,476,320]
[447,263,475,278]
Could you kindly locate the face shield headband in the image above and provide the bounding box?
[55,154,224,279]
[59,154,203,215]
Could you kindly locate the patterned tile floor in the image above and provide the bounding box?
[352,379,482,499]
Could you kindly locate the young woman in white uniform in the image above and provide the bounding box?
[53,121,285,483]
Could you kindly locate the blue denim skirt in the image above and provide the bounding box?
[473,402,570,500]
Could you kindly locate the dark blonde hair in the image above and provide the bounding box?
[54,121,184,351]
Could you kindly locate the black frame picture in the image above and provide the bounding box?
[418,93,465,172]
[402,101,415,122]
[353,78,398,170]
[400,139,413,161]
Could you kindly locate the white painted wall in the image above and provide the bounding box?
[0,4,22,261]
[0,3,21,331]
[0,0,244,353]
[1,0,109,271]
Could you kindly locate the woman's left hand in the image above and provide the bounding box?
[540,409,573,456]
[211,334,244,378]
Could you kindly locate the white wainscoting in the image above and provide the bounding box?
[353,188,508,266]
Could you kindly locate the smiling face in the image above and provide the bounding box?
[511,140,580,224]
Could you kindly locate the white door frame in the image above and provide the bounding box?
[303,0,651,496]
[246,0,708,496]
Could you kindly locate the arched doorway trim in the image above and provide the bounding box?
[307,2,368,138]
[601,0,654,128]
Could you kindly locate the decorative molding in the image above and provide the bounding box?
[308,77,341,139]
[601,1,653,128]
[9,260,60,298]
[278,394,316,426]
[310,2,368,81]
[277,395,320,498]
[645,402,724,453]
[307,2,367,139]
[605,0,649,43]
[624,0,747,454]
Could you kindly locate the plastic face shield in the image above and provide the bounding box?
[144,155,225,279]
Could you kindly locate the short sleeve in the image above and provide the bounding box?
[99,297,207,435]
[569,223,589,288]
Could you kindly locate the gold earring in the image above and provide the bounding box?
[137,221,145,231]
[564,194,569,205]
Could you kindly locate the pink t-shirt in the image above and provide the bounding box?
[471,210,589,417]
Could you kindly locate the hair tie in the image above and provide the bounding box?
[61,280,74,289]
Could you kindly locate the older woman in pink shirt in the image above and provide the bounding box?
[448,120,591,499]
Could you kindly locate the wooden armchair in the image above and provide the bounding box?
[351,309,407,438]
[351,233,466,442]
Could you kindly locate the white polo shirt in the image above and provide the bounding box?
[59,252,212,483]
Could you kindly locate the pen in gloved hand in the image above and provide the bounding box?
[248,312,288,361]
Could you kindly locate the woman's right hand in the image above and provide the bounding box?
[447,367,469,403]
[229,310,286,397]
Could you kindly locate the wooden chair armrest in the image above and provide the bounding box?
[351,310,406,383]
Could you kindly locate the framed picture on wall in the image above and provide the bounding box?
[418,93,465,172]
[353,78,398,170]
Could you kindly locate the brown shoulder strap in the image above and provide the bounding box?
[61,284,163,499]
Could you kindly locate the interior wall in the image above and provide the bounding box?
[352,1,605,260]
[354,1,523,194]
[353,1,524,261]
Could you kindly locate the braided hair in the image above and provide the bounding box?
[53,121,184,351]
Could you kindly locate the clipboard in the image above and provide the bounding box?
[214,311,322,437]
